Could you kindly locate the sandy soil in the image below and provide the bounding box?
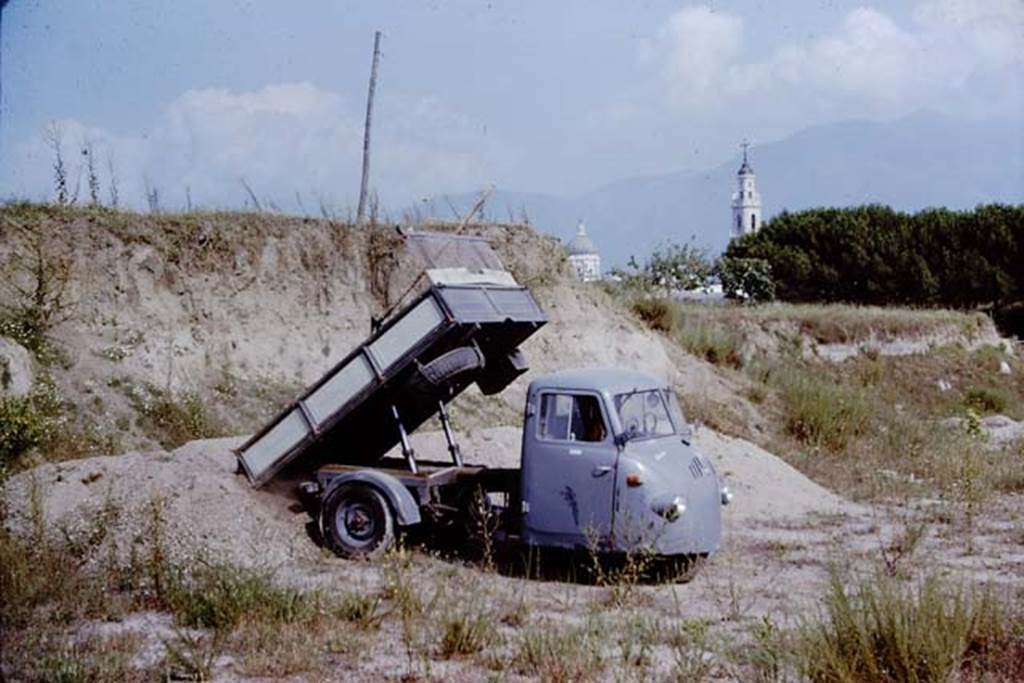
[6,429,1022,681]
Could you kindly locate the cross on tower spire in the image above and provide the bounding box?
[741,139,750,165]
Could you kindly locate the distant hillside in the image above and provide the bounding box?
[436,111,1024,266]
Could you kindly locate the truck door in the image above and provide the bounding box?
[522,390,618,548]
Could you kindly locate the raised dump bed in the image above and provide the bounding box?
[237,232,547,487]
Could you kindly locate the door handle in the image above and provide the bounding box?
[592,465,613,477]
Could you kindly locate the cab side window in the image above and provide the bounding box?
[538,393,607,443]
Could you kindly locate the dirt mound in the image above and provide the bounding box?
[2,205,749,455]
[3,426,858,572]
[691,428,858,521]
[2,437,319,569]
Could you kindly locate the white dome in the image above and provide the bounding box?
[567,221,598,256]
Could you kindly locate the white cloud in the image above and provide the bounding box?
[632,1,1022,141]
[639,6,742,108]
[2,82,510,211]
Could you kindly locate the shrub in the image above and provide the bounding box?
[517,617,606,681]
[797,570,1023,682]
[778,369,871,452]
[716,256,776,303]
[0,381,62,466]
[335,592,386,630]
[675,322,744,368]
[439,610,498,658]
[615,240,713,294]
[631,297,678,332]
[167,562,318,631]
[963,386,1010,414]
[129,384,223,449]
[0,223,75,364]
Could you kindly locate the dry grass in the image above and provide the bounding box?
[4,488,1023,681]
[796,570,1024,682]
[618,291,992,372]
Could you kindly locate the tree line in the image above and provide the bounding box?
[724,204,1024,310]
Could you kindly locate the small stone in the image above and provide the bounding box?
[936,379,952,392]
[999,361,1012,375]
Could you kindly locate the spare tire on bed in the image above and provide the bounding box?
[409,345,485,394]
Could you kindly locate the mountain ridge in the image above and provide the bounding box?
[432,111,1024,267]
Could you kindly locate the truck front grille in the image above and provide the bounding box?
[688,456,706,479]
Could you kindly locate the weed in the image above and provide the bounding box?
[964,386,1010,414]
[439,608,498,658]
[667,619,716,681]
[878,518,928,578]
[0,379,63,466]
[127,383,223,449]
[167,562,317,631]
[24,631,143,683]
[335,591,386,630]
[615,613,662,669]
[778,366,871,452]
[162,627,221,681]
[631,297,678,332]
[797,569,1020,682]
[748,615,787,683]
[500,593,530,627]
[233,620,326,678]
[379,547,424,618]
[0,219,75,363]
[516,617,606,681]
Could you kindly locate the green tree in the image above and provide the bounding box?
[716,257,775,303]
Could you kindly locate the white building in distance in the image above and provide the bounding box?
[731,141,762,238]
[567,220,601,282]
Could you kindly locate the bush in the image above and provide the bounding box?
[674,321,744,368]
[716,256,776,303]
[614,240,713,294]
[779,369,871,452]
[798,570,1024,682]
[963,386,1010,414]
[517,618,606,681]
[439,610,498,658]
[0,382,62,466]
[631,297,678,332]
[167,562,318,631]
[129,384,223,449]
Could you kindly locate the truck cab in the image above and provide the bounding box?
[520,368,724,559]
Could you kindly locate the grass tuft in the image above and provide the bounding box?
[797,570,1023,682]
[778,367,871,452]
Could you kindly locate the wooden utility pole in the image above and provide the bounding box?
[356,30,382,226]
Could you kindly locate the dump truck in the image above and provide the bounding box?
[236,231,730,562]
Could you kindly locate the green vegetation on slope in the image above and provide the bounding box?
[612,292,1024,504]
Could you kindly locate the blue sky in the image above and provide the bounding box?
[1,0,1020,211]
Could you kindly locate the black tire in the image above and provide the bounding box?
[321,484,395,559]
[412,346,485,393]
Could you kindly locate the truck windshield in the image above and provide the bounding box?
[614,390,675,440]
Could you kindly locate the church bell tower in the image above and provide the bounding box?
[731,141,762,239]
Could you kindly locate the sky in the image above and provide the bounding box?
[0,0,1021,213]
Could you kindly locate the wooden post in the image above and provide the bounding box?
[357,30,382,226]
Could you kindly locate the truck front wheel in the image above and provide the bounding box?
[321,484,395,558]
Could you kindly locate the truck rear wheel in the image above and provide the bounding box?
[321,484,395,558]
